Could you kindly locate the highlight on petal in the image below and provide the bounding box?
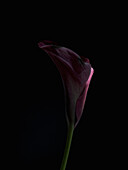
[38,40,58,48]
[38,40,94,127]
[75,67,94,127]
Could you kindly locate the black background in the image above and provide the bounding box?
[1,2,121,170]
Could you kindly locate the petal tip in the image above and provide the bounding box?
[80,56,90,63]
[38,40,59,49]
[38,42,44,48]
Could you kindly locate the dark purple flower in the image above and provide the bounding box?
[38,40,94,127]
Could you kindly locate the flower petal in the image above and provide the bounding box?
[38,41,91,84]
[75,68,94,127]
[38,40,94,126]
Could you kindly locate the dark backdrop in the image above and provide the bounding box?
[2,2,117,170]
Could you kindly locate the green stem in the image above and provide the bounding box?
[60,123,74,170]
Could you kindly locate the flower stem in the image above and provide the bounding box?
[60,123,74,170]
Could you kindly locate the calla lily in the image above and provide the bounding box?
[38,40,94,127]
[38,40,94,170]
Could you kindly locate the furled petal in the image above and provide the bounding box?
[38,40,94,126]
[75,68,94,127]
